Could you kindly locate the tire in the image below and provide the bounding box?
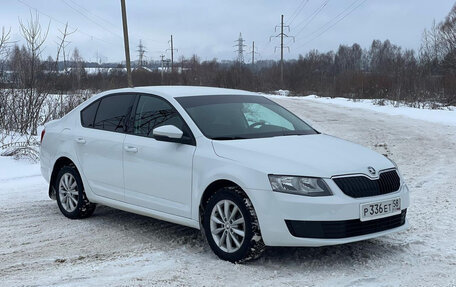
[202,187,265,263]
[55,165,96,219]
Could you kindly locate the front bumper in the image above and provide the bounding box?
[246,181,410,247]
[286,209,406,238]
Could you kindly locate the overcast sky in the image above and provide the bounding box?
[2,0,455,63]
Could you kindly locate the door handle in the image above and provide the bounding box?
[75,137,86,144]
[124,146,138,153]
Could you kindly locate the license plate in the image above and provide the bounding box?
[360,198,401,222]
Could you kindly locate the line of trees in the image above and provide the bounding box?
[1,5,456,140]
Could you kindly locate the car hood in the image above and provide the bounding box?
[211,134,394,178]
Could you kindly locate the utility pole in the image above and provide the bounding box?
[280,15,284,84]
[120,0,132,87]
[166,35,178,72]
[137,39,146,67]
[234,32,246,63]
[170,35,174,72]
[270,15,294,87]
[160,54,165,83]
[248,41,259,66]
[252,41,255,65]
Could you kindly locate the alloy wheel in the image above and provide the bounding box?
[58,173,79,212]
[209,199,246,253]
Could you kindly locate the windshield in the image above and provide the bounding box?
[176,95,318,140]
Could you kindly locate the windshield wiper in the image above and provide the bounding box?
[212,136,247,140]
[279,133,303,137]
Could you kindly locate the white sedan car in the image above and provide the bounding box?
[40,86,410,262]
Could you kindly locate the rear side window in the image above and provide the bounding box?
[80,100,100,128]
[93,94,135,132]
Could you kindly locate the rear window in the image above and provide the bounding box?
[80,100,100,128]
[93,94,135,132]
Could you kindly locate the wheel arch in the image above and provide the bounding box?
[198,178,266,262]
[198,179,250,224]
[48,156,78,200]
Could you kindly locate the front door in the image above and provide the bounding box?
[123,95,196,218]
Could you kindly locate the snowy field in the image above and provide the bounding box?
[1,96,456,286]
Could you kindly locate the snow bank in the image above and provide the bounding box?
[270,94,456,126]
[0,156,40,180]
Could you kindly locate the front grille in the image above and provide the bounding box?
[286,209,407,239]
[333,169,401,198]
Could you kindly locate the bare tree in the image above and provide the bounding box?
[0,27,11,55]
[55,23,76,73]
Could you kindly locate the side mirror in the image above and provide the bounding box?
[152,125,183,142]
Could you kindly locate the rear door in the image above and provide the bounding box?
[75,93,135,201]
[123,95,196,218]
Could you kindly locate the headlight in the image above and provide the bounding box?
[268,175,332,196]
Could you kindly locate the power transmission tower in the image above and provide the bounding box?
[270,14,295,87]
[120,0,132,87]
[248,41,259,65]
[166,35,178,72]
[233,32,246,63]
[137,39,146,67]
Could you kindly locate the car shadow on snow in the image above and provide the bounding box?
[83,205,410,269]
[257,240,408,268]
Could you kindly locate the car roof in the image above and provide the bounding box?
[97,86,260,100]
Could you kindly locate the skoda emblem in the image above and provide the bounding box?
[367,166,376,176]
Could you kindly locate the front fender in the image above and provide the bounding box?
[191,144,271,221]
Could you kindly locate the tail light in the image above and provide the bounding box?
[40,129,45,144]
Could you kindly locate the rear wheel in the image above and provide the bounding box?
[55,166,96,219]
[202,187,265,263]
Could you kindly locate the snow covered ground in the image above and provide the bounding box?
[1,97,456,286]
[271,94,456,126]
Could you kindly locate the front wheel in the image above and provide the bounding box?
[55,166,96,219]
[202,187,265,263]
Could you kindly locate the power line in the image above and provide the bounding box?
[283,0,329,47]
[61,0,123,39]
[287,0,309,26]
[292,0,330,38]
[67,0,119,30]
[286,0,304,24]
[16,0,115,46]
[300,0,362,40]
[65,0,163,47]
[298,0,369,48]
[283,0,301,20]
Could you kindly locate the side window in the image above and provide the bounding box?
[81,100,100,128]
[133,95,190,139]
[93,94,135,132]
[242,103,294,130]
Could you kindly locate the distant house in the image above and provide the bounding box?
[0,70,14,84]
[133,66,153,73]
[63,67,127,75]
